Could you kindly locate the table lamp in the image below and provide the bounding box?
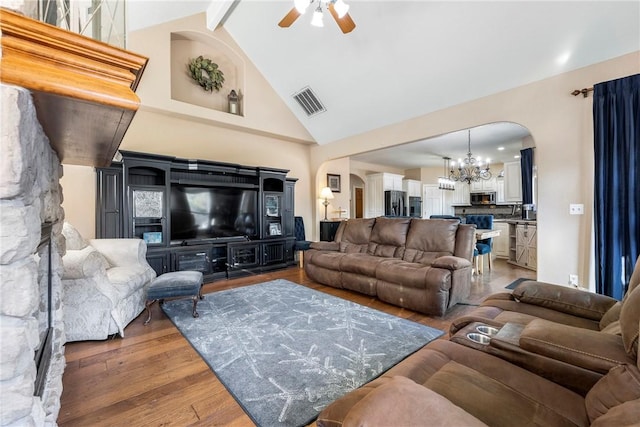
[320,187,334,220]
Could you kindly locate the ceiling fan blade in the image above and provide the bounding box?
[328,3,356,34]
[278,7,301,28]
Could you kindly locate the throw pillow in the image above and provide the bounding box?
[62,222,89,250]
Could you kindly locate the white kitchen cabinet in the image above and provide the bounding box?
[451,182,470,206]
[365,173,384,218]
[470,176,497,192]
[383,173,404,191]
[504,161,522,203]
[493,222,510,258]
[365,173,404,218]
[403,179,421,197]
[495,178,506,204]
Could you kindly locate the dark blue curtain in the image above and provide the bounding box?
[593,74,640,299]
[520,148,534,205]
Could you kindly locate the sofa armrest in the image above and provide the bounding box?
[89,238,148,267]
[431,255,472,271]
[519,319,629,374]
[309,241,339,251]
[483,292,517,302]
[62,246,108,280]
[512,281,618,321]
[318,376,488,427]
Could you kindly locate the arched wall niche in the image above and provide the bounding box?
[170,30,245,114]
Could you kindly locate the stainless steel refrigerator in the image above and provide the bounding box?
[384,190,406,217]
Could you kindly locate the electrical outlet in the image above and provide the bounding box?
[569,204,584,215]
[569,274,579,287]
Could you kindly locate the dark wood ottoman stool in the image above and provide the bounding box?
[144,271,204,325]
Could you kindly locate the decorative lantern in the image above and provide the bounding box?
[228,90,239,115]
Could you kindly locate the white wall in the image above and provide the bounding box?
[60,165,96,238]
[314,157,351,236]
[310,52,640,288]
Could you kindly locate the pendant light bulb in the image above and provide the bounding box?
[294,0,309,14]
[333,0,349,18]
[311,5,324,27]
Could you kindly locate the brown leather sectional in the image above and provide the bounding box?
[316,256,640,426]
[304,217,476,316]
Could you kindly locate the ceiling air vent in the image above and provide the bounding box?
[292,86,326,117]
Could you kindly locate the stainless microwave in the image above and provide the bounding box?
[471,192,496,205]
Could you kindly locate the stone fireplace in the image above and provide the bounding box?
[0,84,66,425]
[0,7,147,424]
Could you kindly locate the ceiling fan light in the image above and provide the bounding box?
[294,0,309,14]
[311,7,324,27]
[334,0,349,18]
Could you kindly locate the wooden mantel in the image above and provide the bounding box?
[0,7,148,167]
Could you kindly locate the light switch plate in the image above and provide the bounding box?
[569,204,584,215]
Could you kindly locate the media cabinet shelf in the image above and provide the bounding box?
[95,151,297,280]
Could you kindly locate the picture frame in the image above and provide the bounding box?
[265,194,280,217]
[269,222,282,236]
[132,189,163,218]
[327,174,341,193]
[142,232,163,244]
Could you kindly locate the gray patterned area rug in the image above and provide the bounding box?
[161,279,443,427]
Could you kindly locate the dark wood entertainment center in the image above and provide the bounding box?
[96,151,297,281]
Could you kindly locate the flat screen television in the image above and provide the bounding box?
[170,185,258,241]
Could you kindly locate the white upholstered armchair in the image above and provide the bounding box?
[61,223,156,342]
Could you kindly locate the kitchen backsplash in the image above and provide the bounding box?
[454,204,526,220]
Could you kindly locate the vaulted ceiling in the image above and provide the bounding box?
[127,0,639,167]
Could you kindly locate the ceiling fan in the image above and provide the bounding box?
[278,0,356,34]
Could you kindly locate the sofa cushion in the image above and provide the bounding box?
[619,285,640,359]
[624,255,640,296]
[340,253,386,276]
[367,217,410,258]
[590,398,640,427]
[376,260,439,289]
[416,340,589,427]
[338,218,375,253]
[585,364,640,422]
[106,266,154,300]
[600,302,623,330]
[403,219,458,265]
[425,360,588,427]
[339,376,489,427]
[309,251,348,270]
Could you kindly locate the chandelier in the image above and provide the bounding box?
[449,130,491,184]
[438,157,455,191]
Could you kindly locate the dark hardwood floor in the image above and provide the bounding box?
[58,259,535,426]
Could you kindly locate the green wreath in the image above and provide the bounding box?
[188,56,225,93]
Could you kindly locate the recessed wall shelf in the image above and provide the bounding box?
[170,31,245,116]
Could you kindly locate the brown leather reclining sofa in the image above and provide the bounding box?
[304,217,475,316]
[317,256,640,426]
